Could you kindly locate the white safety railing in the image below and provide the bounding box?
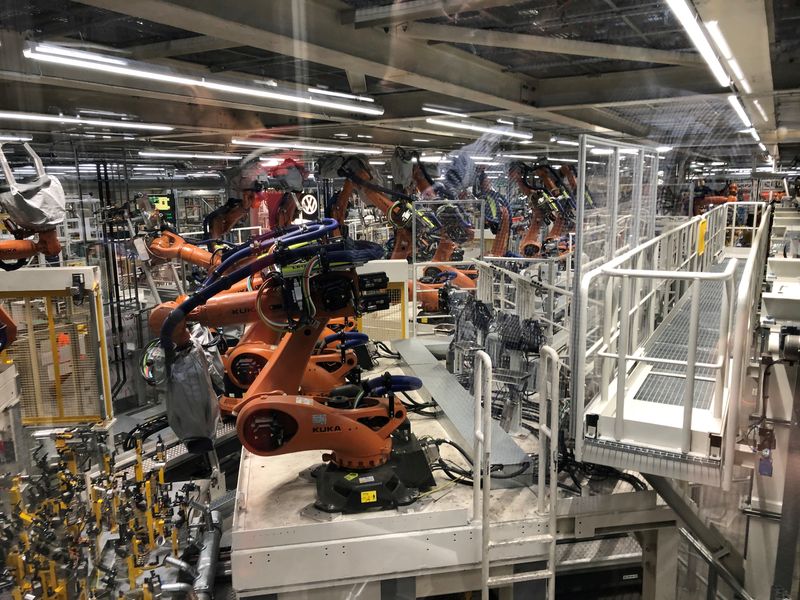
[473,349,557,599]
[574,202,769,484]
[723,203,773,489]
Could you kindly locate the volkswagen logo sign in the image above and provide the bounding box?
[300,193,318,217]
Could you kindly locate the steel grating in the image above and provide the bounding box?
[632,259,744,409]
[635,374,715,410]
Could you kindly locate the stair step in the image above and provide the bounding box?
[488,569,553,587]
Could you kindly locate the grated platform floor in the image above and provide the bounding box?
[632,259,744,410]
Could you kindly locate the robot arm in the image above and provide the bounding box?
[203,196,252,240]
[508,162,546,257]
[0,227,61,270]
[147,230,218,269]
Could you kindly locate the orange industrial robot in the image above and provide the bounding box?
[0,142,67,349]
[155,218,435,512]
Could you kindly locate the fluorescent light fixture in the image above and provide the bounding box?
[419,155,450,163]
[728,95,752,128]
[727,58,744,81]
[758,142,767,152]
[35,43,127,65]
[368,160,385,165]
[333,133,350,138]
[550,164,562,169]
[753,100,769,122]
[133,166,163,171]
[484,170,504,174]
[259,157,282,166]
[24,44,384,116]
[231,138,382,155]
[470,155,494,161]
[590,148,613,155]
[498,153,539,160]
[656,146,673,152]
[748,128,761,142]
[474,161,500,166]
[556,139,580,146]
[425,117,532,140]
[0,110,172,131]
[356,134,373,139]
[496,118,514,125]
[555,158,579,163]
[665,1,729,86]
[0,134,33,142]
[78,108,129,118]
[711,161,725,166]
[704,21,732,60]
[254,78,278,87]
[307,87,375,103]
[412,138,431,143]
[138,151,240,160]
[422,106,467,117]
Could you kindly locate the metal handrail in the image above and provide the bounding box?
[722,202,773,489]
[474,347,558,599]
[538,345,560,600]
[471,350,493,600]
[575,202,766,462]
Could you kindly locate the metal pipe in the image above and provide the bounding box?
[164,556,198,579]
[160,583,194,596]
[193,510,222,600]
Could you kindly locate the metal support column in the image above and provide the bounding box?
[770,367,800,600]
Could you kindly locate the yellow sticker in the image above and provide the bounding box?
[360,490,377,503]
[344,473,359,481]
[698,218,708,256]
[151,196,171,210]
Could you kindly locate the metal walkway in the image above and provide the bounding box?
[633,259,745,410]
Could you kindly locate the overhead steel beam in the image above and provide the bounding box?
[340,0,516,29]
[559,107,650,138]
[129,35,237,60]
[533,66,718,108]
[345,71,368,94]
[396,22,704,67]
[71,0,638,136]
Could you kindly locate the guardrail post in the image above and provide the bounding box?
[683,278,701,453]
[615,275,631,441]
[472,350,492,600]
[714,274,734,419]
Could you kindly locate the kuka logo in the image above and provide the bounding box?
[312,425,342,433]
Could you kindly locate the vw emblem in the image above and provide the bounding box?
[300,194,318,216]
